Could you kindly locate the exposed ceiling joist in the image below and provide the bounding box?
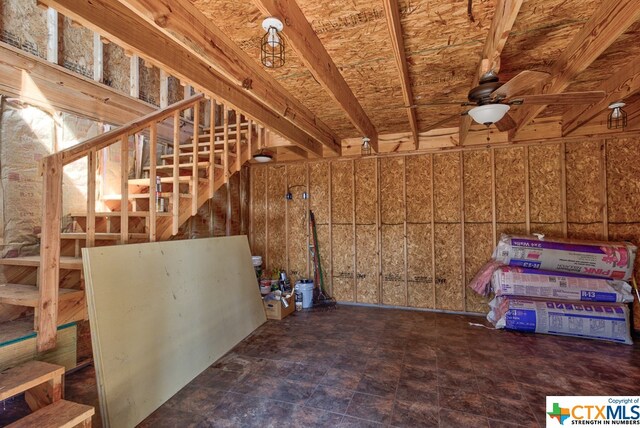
[40,0,324,157]
[562,56,640,135]
[253,0,379,151]
[459,0,523,145]
[511,0,640,137]
[382,0,418,149]
[116,0,341,155]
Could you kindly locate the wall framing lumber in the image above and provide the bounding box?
[39,0,325,157]
[93,32,103,82]
[46,7,58,64]
[118,0,341,155]
[253,0,378,151]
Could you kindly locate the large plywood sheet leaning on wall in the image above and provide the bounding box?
[82,236,266,428]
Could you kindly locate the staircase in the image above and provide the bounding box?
[0,93,264,354]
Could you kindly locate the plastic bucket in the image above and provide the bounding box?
[252,256,263,267]
[295,281,314,309]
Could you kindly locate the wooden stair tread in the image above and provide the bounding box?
[0,256,82,270]
[102,192,191,200]
[60,232,148,240]
[145,162,210,171]
[0,360,65,401]
[128,176,193,185]
[6,399,94,428]
[0,284,83,307]
[69,211,171,218]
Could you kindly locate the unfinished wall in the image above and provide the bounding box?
[60,16,93,78]
[0,0,47,59]
[250,139,640,314]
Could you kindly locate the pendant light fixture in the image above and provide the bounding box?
[261,17,285,69]
[253,151,273,163]
[361,137,371,156]
[608,102,627,130]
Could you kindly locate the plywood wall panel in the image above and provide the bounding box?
[266,165,286,271]
[331,160,353,224]
[309,161,330,224]
[433,153,461,222]
[315,224,332,293]
[528,145,562,225]
[380,157,405,225]
[356,224,378,304]
[381,225,405,306]
[566,141,603,224]
[406,155,432,223]
[463,150,492,223]
[354,158,377,224]
[607,139,640,223]
[435,223,463,311]
[464,223,492,313]
[332,224,354,302]
[495,147,526,224]
[568,223,603,240]
[287,164,308,281]
[406,223,433,309]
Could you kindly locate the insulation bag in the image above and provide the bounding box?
[493,234,637,280]
[487,296,633,345]
[492,266,634,303]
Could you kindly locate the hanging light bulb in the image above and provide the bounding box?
[361,137,371,156]
[261,17,285,69]
[608,102,627,129]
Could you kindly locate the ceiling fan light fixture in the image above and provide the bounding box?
[608,102,627,130]
[261,17,285,69]
[253,151,273,163]
[468,104,510,126]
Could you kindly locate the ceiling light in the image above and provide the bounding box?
[608,102,627,130]
[361,137,371,156]
[253,151,273,163]
[468,104,510,126]
[261,17,285,69]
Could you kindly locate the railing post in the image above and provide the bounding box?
[191,101,200,216]
[86,149,97,248]
[209,99,216,198]
[223,105,229,184]
[149,123,157,242]
[172,111,180,235]
[120,136,129,244]
[247,119,253,164]
[235,112,241,173]
[37,153,63,352]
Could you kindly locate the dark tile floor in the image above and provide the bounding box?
[2,305,640,427]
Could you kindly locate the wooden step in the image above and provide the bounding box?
[60,232,148,241]
[128,176,193,186]
[0,284,83,307]
[144,161,210,172]
[0,256,82,270]
[69,211,171,218]
[0,360,64,401]
[102,192,191,201]
[6,399,94,428]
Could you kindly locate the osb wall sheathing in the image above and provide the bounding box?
[286,163,307,283]
[0,0,47,59]
[266,165,286,273]
[331,160,354,302]
[139,60,160,107]
[308,161,331,291]
[60,16,93,78]
[250,138,640,315]
[104,43,130,95]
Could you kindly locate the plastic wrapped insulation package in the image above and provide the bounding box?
[493,234,637,280]
[487,297,633,345]
[492,266,634,303]
[468,260,504,296]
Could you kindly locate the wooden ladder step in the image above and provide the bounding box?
[0,284,84,307]
[6,399,94,428]
[0,360,64,401]
[69,211,172,218]
[60,232,148,241]
[0,256,82,270]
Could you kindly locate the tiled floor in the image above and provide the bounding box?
[2,305,640,427]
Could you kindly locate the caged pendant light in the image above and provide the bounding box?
[361,137,372,156]
[608,102,627,130]
[261,17,285,69]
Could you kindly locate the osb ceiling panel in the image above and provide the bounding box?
[191,0,631,141]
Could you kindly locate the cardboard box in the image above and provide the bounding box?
[263,293,295,320]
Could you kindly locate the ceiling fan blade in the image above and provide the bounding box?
[491,70,550,99]
[507,91,606,105]
[494,112,517,132]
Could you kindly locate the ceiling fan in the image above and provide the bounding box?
[411,70,606,132]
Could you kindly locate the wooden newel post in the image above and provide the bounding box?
[38,153,63,352]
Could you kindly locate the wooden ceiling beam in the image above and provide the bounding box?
[253,0,379,151]
[511,0,640,137]
[116,0,341,155]
[459,0,523,145]
[39,0,324,157]
[382,0,418,149]
[562,56,640,135]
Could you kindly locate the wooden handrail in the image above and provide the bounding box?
[49,94,204,166]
